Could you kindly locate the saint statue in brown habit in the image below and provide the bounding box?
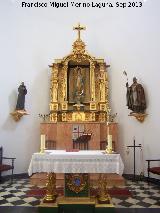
[16,82,27,110]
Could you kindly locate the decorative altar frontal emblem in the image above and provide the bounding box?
[65,174,89,197]
[72,124,84,140]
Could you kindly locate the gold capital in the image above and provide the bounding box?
[73,23,86,40]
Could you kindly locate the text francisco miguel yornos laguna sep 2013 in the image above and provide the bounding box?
[21,1,143,9]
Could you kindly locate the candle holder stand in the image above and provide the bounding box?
[40,147,45,154]
[105,146,113,154]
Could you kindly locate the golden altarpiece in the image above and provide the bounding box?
[40,24,118,151]
[49,31,109,122]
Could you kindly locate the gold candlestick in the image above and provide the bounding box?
[105,146,112,154]
[40,146,45,154]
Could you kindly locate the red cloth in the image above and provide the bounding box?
[0,164,13,171]
[148,167,160,175]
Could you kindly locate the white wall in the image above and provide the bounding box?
[0,0,160,176]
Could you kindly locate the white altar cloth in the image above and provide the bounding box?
[28,150,124,176]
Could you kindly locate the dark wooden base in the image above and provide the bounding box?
[39,196,114,213]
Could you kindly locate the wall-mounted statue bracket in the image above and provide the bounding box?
[10,110,28,122]
[128,112,147,123]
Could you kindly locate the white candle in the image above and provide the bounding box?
[107,135,112,150]
[41,134,46,149]
[107,122,110,135]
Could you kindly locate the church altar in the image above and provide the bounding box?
[28,150,124,206]
[30,24,123,209]
[28,150,124,176]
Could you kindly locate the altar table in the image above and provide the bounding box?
[28,150,124,176]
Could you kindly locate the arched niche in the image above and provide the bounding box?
[67,60,90,104]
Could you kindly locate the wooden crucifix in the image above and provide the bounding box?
[73,23,86,40]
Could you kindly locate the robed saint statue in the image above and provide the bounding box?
[126,77,146,114]
[16,82,27,110]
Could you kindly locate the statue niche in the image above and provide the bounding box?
[68,62,90,105]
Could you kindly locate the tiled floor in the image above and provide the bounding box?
[112,180,160,208]
[0,178,159,208]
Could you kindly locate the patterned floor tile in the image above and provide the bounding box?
[23,197,39,203]
[20,188,30,192]
[116,205,128,208]
[135,193,150,198]
[12,192,26,196]
[150,205,160,208]
[0,197,5,201]
[151,195,160,200]
[142,197,157,205]
[124,197,140,204]
[143,191,155,196]
[154,201,160,205]
[133,196,147,201]
[10,200,27,206]
[0,203,14,206]
[18,203,33,206]
[29,200,41,206]
[0,192,11,196]
[135,201,152,207]
[133,189,145,193]
[6,197,21,203]
[0,199,10,205]
[130,204,145,208]
[112,197,123,205]
[2,195,16,199]
[117,201,133,207]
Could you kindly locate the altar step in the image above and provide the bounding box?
[39,196,114,213]
[30,173,125,187]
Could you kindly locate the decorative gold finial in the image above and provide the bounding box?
[73,23,86,40]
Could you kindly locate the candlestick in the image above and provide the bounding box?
[40,134,46,153]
